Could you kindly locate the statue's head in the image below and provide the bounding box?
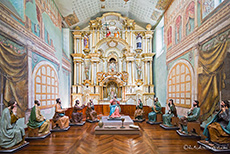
[56,98,61,104]
[221,100,229,108]
[8,100,16,109]
[35,100,41,106]
[193,100,199,107]
[168,99,174,105]
[75,100,80,104]
[154,97,158,102]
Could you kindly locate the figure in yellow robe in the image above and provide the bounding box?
[52,98,69,129]
[27,100,50,135]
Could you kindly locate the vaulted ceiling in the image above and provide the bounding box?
[54,0,171,29]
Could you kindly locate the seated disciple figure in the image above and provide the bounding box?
[52,98,69,129]
[148,97,162,122]
[109,96,121,118]
[70,100,85,124]
[134,99,144,120]
[162,99,177,127]
[86,99,97,121]
[179,100,200,134]
[203,100,230,145]
[27,100,50,136]
[0,100,26,149]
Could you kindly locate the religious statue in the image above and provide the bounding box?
[134,60,142,79]
[0,100,26,149]
[134,99,144,120]
[106,27,111,37]
[109,96,121,118]
[86,99,97,121]
[162,99,177,127]
[84,34,89,49]
[27,100,50,136]
[136,33,142,49]
[109,60,116,72]
[202,100,230,145]
[70,100,85,124]
[52,98,69,129]
[178,100,200,134]
[148,97,162,122]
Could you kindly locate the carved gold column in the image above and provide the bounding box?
[144,61,147,85]
[79,36,82,53]
[74,37,77,53]
[96,28,100,44]
[74,61,77,85]
[91,62,94,85]
[131,61,134,84]
[125,28,128,42]
[92,28,95,47]
[150,61,153,85]
[79,62,82,85]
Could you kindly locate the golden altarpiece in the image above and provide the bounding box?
[71,13,155,106]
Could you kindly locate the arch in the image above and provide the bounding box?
[95,37,130,52]
[32,61,59,109]
[167,59,194,108]
[104,47,122,58]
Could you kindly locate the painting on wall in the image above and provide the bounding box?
[167,26,172,47]
[156,0,171,10]
[202,0,214,18]
[151,10,161,21]
[64,12,79,27]
[175,15,182,44]
[0,36,28,117]
[185,1,195,36]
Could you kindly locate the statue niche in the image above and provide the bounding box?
[108,58,117,72]
[104,81,121,100]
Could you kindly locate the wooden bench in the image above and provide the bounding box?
[187,121,201,135]
[171,117,179,126]
[28,127,39,137]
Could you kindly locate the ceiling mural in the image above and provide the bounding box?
[54,0,172,28]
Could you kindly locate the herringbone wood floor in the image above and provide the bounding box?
[16,122,211,154]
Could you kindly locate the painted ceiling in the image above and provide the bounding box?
[54,0,171,29]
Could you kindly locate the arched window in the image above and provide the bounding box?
[167,62,192,108]
[34,64,59,109]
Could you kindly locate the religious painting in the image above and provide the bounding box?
[175,15,182,44]
[151,10,161,21]
[202,0,214,18]
[64,12,79,27]
[156,0,171,10]
[185,1,195,36]
[167,26,172,46]
[0,37,28,117]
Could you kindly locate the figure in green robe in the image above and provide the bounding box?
[148,97,162,122]
[0,100,25,149]
[179,100,200,133]
[27,100,50,135]
[203,100,230,144]
[163,99,177,126]
[134,99,144,120]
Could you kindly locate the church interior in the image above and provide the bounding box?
[0,0,229,153]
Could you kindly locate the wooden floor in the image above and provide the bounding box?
[16,121,212,154]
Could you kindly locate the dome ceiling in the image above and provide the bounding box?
[54,0,171,29]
